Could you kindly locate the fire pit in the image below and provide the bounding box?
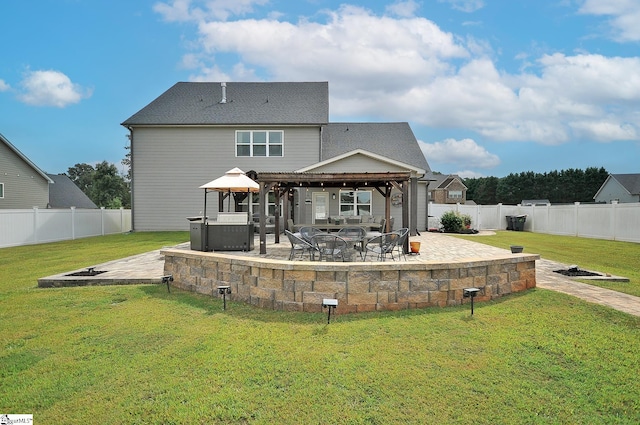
[65,267,107,277]
[553,266,601,277]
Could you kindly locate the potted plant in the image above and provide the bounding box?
[461,214,472,229]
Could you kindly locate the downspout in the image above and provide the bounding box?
[425,181,430,231]
[126,126,135,231]
[319,125,323,162]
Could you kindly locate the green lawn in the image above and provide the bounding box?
[455,231,640,297]
[1,232,639,424]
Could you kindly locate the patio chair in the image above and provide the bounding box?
[363,232,400,262]
[285,230,316,260]
[393,228,410,261]
[310,234,348,262]
[299,226,324,243]
[346,216,361,225]
[338,226,367,259]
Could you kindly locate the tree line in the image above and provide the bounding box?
[464,167,609,205]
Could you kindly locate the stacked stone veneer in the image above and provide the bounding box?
[161,248,538,314]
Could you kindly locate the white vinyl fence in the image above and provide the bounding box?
[0,207,132,248]
[428,201,640,244]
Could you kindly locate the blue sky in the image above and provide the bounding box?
[1,0,639,178]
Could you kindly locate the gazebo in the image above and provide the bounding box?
[199,167,259,251]
[254,171,417,254]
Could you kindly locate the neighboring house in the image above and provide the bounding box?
[0,133,53,209]
[47,174,98,209]
[521,199,550,206]
[593,174,640,203]
[121,81,433,231]
[428,174,467,204]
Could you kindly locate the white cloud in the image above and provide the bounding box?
[154,0,269,22]
[456,169,485,179]
[579,0,640,42]
[385,0,421,18]
[160,3,640,146]
[17,70,92,107]
[193,4,468,105]
[0,79,10,91]
[419,138,500,169]
[438,0,485,13]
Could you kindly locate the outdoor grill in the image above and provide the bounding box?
[207,212,254,251]
[190,213,254,252]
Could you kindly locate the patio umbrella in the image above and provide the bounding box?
[198,167,260,223]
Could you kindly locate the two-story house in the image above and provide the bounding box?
[0,133,53,209]
[428,174,467,204]
[593,174,640,203]
[121,82,433,232]
[1,133,98,210]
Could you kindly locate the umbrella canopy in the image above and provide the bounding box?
[199,167,259,192]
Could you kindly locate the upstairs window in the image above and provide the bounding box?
[236,130,284,157]
[448,190,462,199]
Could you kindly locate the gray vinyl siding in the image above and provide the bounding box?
[594,179,638,203]
[0,142,49,208]
[132,126,321,230]
[309,154,412,173]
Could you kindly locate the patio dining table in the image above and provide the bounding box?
[292,230,382,261]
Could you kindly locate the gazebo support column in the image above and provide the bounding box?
[402,181,410,253]
[410,177,418,236]
[259,184,268,254]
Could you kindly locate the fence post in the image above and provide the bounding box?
[71,207,76,240]
[33,207,39,244]
[101,207,105,235]
[611,200,618,241]
[497,203,502,230]
[574,202,580,237]
[120,207,124,232]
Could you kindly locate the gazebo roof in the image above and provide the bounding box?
[255,171,413,189]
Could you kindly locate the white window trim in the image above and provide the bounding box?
[235,130,284,157]
[339,189,372,216]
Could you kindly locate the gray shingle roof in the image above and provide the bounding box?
[1,132,53,183]
[47,174,98,209]
[121,82,329,126]
[321,122,431,173]
[612,174,640,195]
[430,174,465,189]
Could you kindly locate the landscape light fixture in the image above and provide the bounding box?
[161,275,174,293]
[218,286,231,310]
[463,287,480,315]
[322,298,338,324]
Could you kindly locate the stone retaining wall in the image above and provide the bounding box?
[161,248,538,313]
